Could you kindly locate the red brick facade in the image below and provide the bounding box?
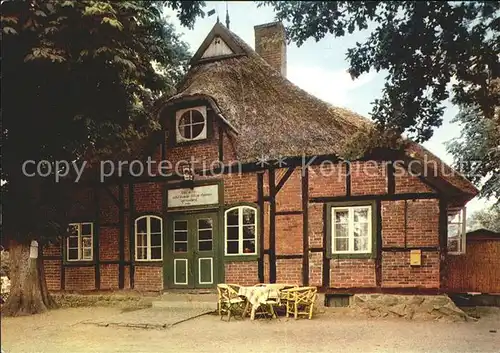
[42,104,447,294]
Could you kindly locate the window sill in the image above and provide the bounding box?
[328,253,375,260]
[134,260,163,266]
[224,255,259,262]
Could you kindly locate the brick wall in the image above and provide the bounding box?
[223,172,257,204]
[406,199,439,247]
[44,156,444,293]
[309,164,346,197]
[275,168,302,211]
[276,259,302,284]
[100,264,119,290]
[133,266,163,291]
[395,171,434,194]
[382,251,440,288]
[382,200,406,247]
[165,113,219,169]
[330,259,376,287]
[276,214,303,255]
[134,182,162,213]
[65,267,95,291]
[44,260,61,291]
[308,203,323,248]
[351,161,387,195]
[225,261,259,285]
[309,252,323,286]
[99,227,119,261]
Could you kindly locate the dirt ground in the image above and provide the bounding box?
[1,307,499,353]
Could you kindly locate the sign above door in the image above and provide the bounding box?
[168,184,219,209]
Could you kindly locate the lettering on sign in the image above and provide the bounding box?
[168,184,219,208]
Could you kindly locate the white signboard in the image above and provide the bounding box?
[168,184,219,208]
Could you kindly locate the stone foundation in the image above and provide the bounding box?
[351,294,470,321]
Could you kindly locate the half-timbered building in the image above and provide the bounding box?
[42,22,478,296]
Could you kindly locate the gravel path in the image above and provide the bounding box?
[2,307,499,353]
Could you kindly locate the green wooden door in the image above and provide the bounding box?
[167,212,218,289]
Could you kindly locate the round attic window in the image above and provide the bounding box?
[178,109,206,141]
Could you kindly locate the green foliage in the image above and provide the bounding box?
[261,1,500,143]
[1,0,204,242]
[447,80,500,202]
[468,205,500,232]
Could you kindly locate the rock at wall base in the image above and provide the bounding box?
[350,294,470,321]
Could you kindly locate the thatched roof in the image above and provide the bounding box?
[156,22,478,202]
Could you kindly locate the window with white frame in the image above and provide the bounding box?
[67,223,93,261]
[331,205,372,254]
[225,206,257,256]
[175,106,207,143]
[447,207,466,254]
[135,216,163,261]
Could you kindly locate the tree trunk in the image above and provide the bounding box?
[2,240,57,316]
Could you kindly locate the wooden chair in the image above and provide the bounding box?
[217,284,245,321]
[254,289,280,320]
[282,286,317,320]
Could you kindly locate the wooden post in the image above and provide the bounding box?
[302,167,309,286]
[269,168,276,283]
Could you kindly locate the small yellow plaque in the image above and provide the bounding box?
[410,249,422,266]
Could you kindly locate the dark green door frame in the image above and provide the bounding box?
[164,211,219,289]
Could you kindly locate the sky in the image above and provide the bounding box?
[164,1,494,214]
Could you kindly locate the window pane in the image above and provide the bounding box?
[335,238,348,252]
[334,210,348,224]
[82,236,92,248]
[198,218,213,230]
[226,226,239,240]
[227,241,239,254]
[179,111,191,126]
[150,218,162,233]
[174,243,187,253]
[335,224,348,238]
[174,220,188,231]
[226,209,239,226]
[136,218,147,233]
[242,225,255,240]
[68,236,78,248]
[82,223,92,235]
[448,238,459,253]
[191,123,204,138]
[354,208,369,223]
[354,237,368,251]
[199,230,212,240]
[174,231,187,242]
[242,208,255,225]
[354,223,369,238]
[82,248,92,260]
[137,233,147,247]
[243,240,255,254]
[68,248,79,260]
[182,124,192,139]
[448,223,460,238]
[151,233,162,247]
[199,240,212,251]
[191,110,204,124]
[137,247,147,260]
[151,247,162,260]
[68,224,78,236]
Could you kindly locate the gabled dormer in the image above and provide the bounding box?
[190,22,250,65]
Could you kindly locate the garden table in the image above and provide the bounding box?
[238,284,295,320]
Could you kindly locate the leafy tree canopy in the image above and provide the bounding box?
[447,88,500,201]
[468,204,500,232]
[261,1,499,143]
[1,0,204,241]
